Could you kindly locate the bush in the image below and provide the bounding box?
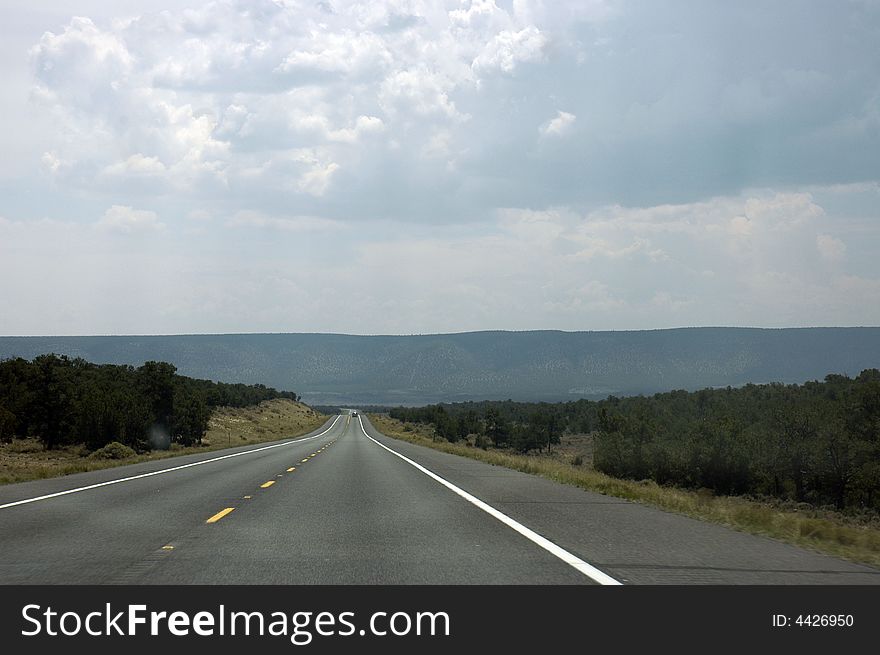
[8,438,44,454]
[88,441,136,460]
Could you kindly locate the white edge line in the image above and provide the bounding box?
[0,415,343,511]
[356,414,622,586]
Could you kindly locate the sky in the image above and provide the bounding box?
[1,0,879,336]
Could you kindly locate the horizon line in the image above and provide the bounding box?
[1,325,879,339]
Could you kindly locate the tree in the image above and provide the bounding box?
[137,361,177,433]
[173,389,210,446]
[0,355,300,453]
[769,403,817,501]
[432,406,458,442]
[483,406,510,447]
[512,408,563,454]
[820,420,857,510]
[31,354,75,449]
[457,410,479,441]
[0,404,16,442]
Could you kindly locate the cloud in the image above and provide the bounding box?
[226,211,342,232]
[23,0,880,220]
[332,188,876,331]
[29,16,133,111]
[379,68,467,121]
[2,183,879,334]
[743,192,823,228]
[102,153,167,177]
[3,1,880,335]
[292,113,385,144]
[276,30,392,78]
[449,0,507,29]
[297,162,340,196]
[41,151,63,173]
[96,205,164,233]
[472,26,546,73]
[817,234,846,263]
[540,110,576,137]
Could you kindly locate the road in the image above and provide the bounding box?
[0,412,877,584]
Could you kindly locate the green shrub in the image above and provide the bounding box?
[88,441,136,460]
[8,439,44,454]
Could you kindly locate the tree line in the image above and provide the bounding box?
[390,401,567,453]
[0,354,299,451]
[389,370,880,513]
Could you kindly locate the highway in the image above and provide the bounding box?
[0,412,877,584]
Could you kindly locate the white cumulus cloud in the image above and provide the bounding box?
[102,153,167,177]
[97,205,164,233]
[473,26,546,73]
[3,1,880,334]
[540,110,576,137]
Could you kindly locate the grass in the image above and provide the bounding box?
[368,413,880,569]
[0,399,328,486]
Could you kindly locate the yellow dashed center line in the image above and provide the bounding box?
[206,507,235,523]
[161,545,174,550]
[200,433,346,522]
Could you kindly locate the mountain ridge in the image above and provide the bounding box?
[1,327,878,406]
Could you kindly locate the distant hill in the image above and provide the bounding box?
[1,328,878,406]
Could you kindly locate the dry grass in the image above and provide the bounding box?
[202,398,326,447]
[369,414,880,569]
[0,399,327,486]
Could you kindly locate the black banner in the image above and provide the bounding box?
[0,585,875,653]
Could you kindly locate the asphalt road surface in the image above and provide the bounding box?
[0,412,877,584]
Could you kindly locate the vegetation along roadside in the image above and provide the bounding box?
[370,371,880,568]
[0,355,327,485]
